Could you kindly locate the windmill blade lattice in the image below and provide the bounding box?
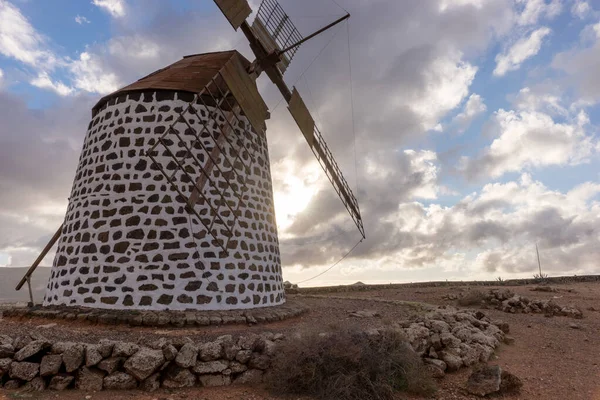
[252,0,303,74]
[146,72,260,254]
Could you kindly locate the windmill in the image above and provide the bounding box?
[19,0,364,311]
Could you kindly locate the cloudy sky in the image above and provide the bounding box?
[0,0,599,287]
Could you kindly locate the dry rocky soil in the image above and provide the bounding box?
[1,280,599,400]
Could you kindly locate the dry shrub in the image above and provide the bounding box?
[266,328,436,400]
[458,290,486,306]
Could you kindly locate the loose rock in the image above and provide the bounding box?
[162,365,196,388]
[63,343,85,372]
[123,348,164,381]
[40,354,62,377]
[466,365,502,397]
[193,360,229,374]
[174,343,197,368]
[14,340,50,361]
[10,361,39,381]
[76,367,105,391]
[103,372,138,390]
[48,374,74,390]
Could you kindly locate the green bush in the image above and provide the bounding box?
[266,328,436,400]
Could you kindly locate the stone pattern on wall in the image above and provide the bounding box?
[44,90,284,310]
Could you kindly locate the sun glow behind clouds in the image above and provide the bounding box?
[272,161,321,234]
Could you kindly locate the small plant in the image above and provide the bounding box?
[457,289,486,307]
[496,276,504,283]
[266,328,436,400]
[533,273,548,282]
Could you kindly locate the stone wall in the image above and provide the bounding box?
[44,90,284,311]
[0,332,278,391]
[0,307,509,392]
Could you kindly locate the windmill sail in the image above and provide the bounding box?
[214,0,252,30]
[288,88,365,238]
[213,0,365,239]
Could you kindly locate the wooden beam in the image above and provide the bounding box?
[15,224,63,291]
[188,105,240,207]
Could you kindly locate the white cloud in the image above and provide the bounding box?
[108,35,160,59]
[513,86,568,116]
[553,21,600,101]
[30,72,73,96]
[404,52,478,130]
[69,52,120,94]
[389,174,600,275]
[462,104,596,179]
[0,0,57,67]
[571,0,591,19]
[451,93,487,133]
[494,26,551,76]
[516,0,562,26]
[91,0,125,18]
[75,15,91,25]
[438,0,484,12]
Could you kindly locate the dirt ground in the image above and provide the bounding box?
[1,281,599,400]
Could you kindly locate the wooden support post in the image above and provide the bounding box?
[26,276,34,307]
[16,223,63,291]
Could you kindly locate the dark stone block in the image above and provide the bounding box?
[125,216,140,226]
[160,231,175,240]
[207,282,218,292]
[168,253,188,261]
[143,243,160,251]
[114,242,130,253]
[139,296,152,306]
[196,295,211,304]
[126,229,145,240]
[113,184,126,193]
[226,297,238,305]
[184,281,202,291]
[153,294,173,306]
[139,284,158,291]
[123,295,134,306]
[119,206,134,215]
[177,294,193,304]
[101,297,118,305]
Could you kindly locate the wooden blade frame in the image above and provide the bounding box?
[251,0,303,74]
[214,0,252,30]
[146,55,267,254]
[288,88,365,239]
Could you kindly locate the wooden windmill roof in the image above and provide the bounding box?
[92,50,252,113]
